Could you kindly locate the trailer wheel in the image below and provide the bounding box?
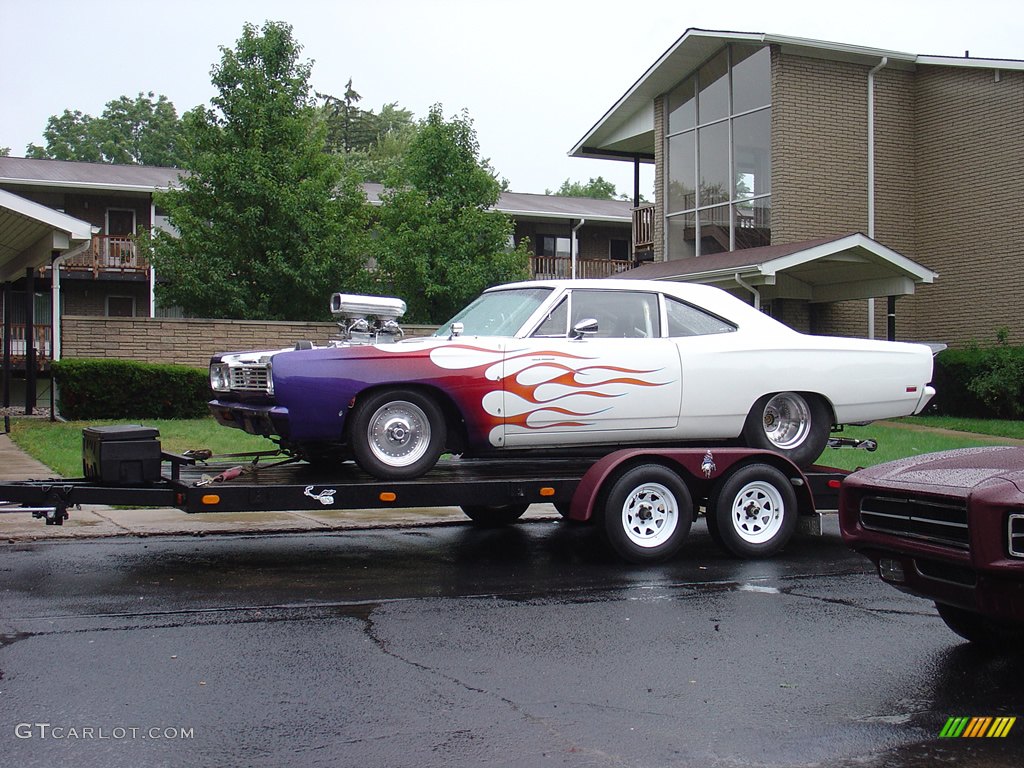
[461,503,530,526]
[708,464,797,558]
[935,603,1024,647]
[601,464,692,563]
[350,389,446,480]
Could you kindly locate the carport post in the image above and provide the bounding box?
[24,268,36,415]
[887,296,896,341]
[2,280,10,409]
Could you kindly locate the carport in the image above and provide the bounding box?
[1,188,97,415]
[618,232,937,340]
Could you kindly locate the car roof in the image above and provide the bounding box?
[486,278,786,332]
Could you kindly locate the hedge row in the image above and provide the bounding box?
[931,346,1024,419]
[52,358,211,420]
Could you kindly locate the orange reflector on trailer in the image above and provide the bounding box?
[379,492,397,502]
[539,487,555,497]
[202,494,221,505]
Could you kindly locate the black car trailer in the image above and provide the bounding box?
[0,426,869,563]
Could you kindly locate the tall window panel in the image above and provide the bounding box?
[665,44,771,259]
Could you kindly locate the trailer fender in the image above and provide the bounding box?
[567,447,817,523]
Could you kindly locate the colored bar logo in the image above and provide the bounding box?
[940,716,1016,738]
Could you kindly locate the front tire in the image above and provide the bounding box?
[935,603,1024,647]
[708,464,798,558]
[350,389,446,480]
[601,464,693,563]
[743,392,830,468]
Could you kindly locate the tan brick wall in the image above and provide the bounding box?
[772,52,870,244]
[906,65,1024,346]
[653,95,665,259]
[61,317,437,368]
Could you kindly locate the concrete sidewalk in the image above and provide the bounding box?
[0,434,556,542]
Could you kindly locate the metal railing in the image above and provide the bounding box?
[632,204,654,251]
[3,324,52,368]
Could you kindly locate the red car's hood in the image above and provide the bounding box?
[847,446,1024,498]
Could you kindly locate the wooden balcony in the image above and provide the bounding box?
[3,324,52,370]
[60,235,150,276]
[530,255,636,280]
[632,203,654,253]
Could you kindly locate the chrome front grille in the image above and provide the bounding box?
[1010,514,1024,558]
[859,495,969,550]
[229,363,271,393]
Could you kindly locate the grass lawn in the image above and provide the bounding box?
[8,417,276,477]
[7,414,1021,478]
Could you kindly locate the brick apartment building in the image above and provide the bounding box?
[572,29,1024,347]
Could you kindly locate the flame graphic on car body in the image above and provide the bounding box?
[429,343,673,445]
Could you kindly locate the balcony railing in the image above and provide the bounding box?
[3,324,52,369]
[61,235,150,276]
[530,255,636,280]
[632,204,654,253]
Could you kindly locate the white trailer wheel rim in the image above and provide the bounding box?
[728,480,785,544]
[762,393,811,450]
[620,482,679,549]
[366,400,431,468]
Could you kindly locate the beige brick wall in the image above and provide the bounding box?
[653,95,666,259]
[61,317,437,368]
[907,65,1024,346]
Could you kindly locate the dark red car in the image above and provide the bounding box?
[839,446,1024,647]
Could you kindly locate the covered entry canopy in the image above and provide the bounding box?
[0,187,96,282]
[617,233,937,305]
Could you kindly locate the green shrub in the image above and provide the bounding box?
[932,336,1024,418]
[52,359,211,420]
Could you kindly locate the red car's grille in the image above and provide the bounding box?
[1010,514,1024,558]
[859,495,969,550]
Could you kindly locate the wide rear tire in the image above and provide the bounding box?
[742,392,830,468]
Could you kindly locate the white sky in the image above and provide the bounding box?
[1,0,1021,197]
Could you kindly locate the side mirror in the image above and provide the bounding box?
[450,322,464,339]
[571,318,599,340]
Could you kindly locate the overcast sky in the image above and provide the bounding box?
[1,0,1020,196]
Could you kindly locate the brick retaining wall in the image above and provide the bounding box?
[61,316,437,368]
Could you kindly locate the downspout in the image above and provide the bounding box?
[734,272,761,311]
[149,200,157,318]
[571,218,586,279]
[50,237,94,421]
[866,56,888,339]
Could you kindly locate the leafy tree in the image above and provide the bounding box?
[371,105,529,323]
[26,93,184,166]
[546,176,623,200]
[0,147,10,157]
[147,21,369,321]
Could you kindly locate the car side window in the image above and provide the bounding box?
[665,296,736,337]
[570,290,661,338]
[533,298,568,337]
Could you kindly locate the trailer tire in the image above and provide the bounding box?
[708,464,797,558]
[350,389,446,480]
[601,464,692,563]
[461,503,530,526]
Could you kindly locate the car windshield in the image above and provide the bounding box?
[434,287,554,337]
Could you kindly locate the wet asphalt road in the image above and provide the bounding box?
[1,516,1021,768]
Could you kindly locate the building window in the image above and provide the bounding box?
[665,44,771,259]
[537,235,570,257]
[610,239,630,261]
[106,296,136,317]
